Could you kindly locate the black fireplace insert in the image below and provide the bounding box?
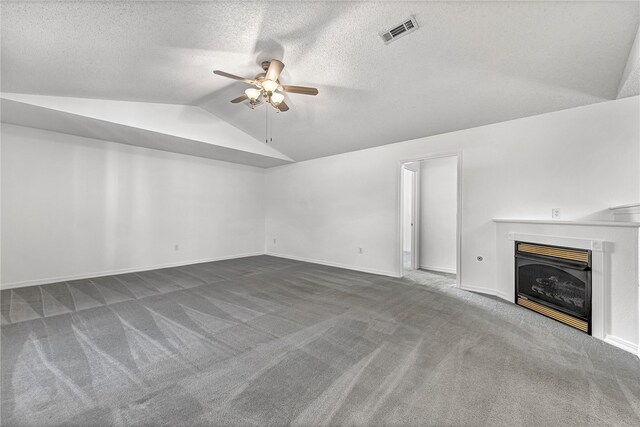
[515,241,592,334]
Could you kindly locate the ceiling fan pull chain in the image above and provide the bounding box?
[265,104,268,143]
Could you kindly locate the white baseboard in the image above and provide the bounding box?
[266,252,399,278]
[0,251,266,290]
[419,265,457,275]
[604,335,639,355]
[459,285,512,302]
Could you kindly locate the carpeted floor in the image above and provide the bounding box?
[1,255,639,426]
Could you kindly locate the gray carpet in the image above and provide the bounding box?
[1,255,639,426]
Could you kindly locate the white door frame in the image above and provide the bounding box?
[397,151,462,288]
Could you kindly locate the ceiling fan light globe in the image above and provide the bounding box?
[270,93,285,105]
[245,88,261,101]
[262,79,278,93]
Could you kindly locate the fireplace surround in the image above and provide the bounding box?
[493,219,640,355]
[515,241,592,334]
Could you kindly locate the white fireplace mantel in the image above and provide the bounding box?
[493,218,640,228]
[493,219,640,356]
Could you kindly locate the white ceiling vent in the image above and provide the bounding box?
[380,16,419,45]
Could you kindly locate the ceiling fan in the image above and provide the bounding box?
[213,60,318,112]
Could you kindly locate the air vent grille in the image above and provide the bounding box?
[380,16,419,45]
[390,24,406,37]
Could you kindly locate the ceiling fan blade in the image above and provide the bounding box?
[280,85,319,96]
[213,70,254,84]
[230,94,248,103]
[277,100,290,112]
[265,60,284,82]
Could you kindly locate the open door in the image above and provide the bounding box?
[402,163,420,273]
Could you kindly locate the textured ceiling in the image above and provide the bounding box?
[618,24,640,99]
[2,1,639,162]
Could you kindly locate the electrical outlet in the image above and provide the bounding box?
[552,208,561,219]
[174,244,179,251]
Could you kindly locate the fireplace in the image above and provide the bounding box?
[515,241,592,334]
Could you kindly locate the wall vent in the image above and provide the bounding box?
[380,16,419,45]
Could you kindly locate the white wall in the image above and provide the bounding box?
[419,156,458,274]
[265,97,640,286]
[1,124,266,287]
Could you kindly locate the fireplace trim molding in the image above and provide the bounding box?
[508,233,606,340]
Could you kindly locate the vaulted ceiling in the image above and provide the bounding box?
[2,1,639,164]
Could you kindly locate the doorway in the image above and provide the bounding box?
[400,154,461,287]
[402,164,419,271]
